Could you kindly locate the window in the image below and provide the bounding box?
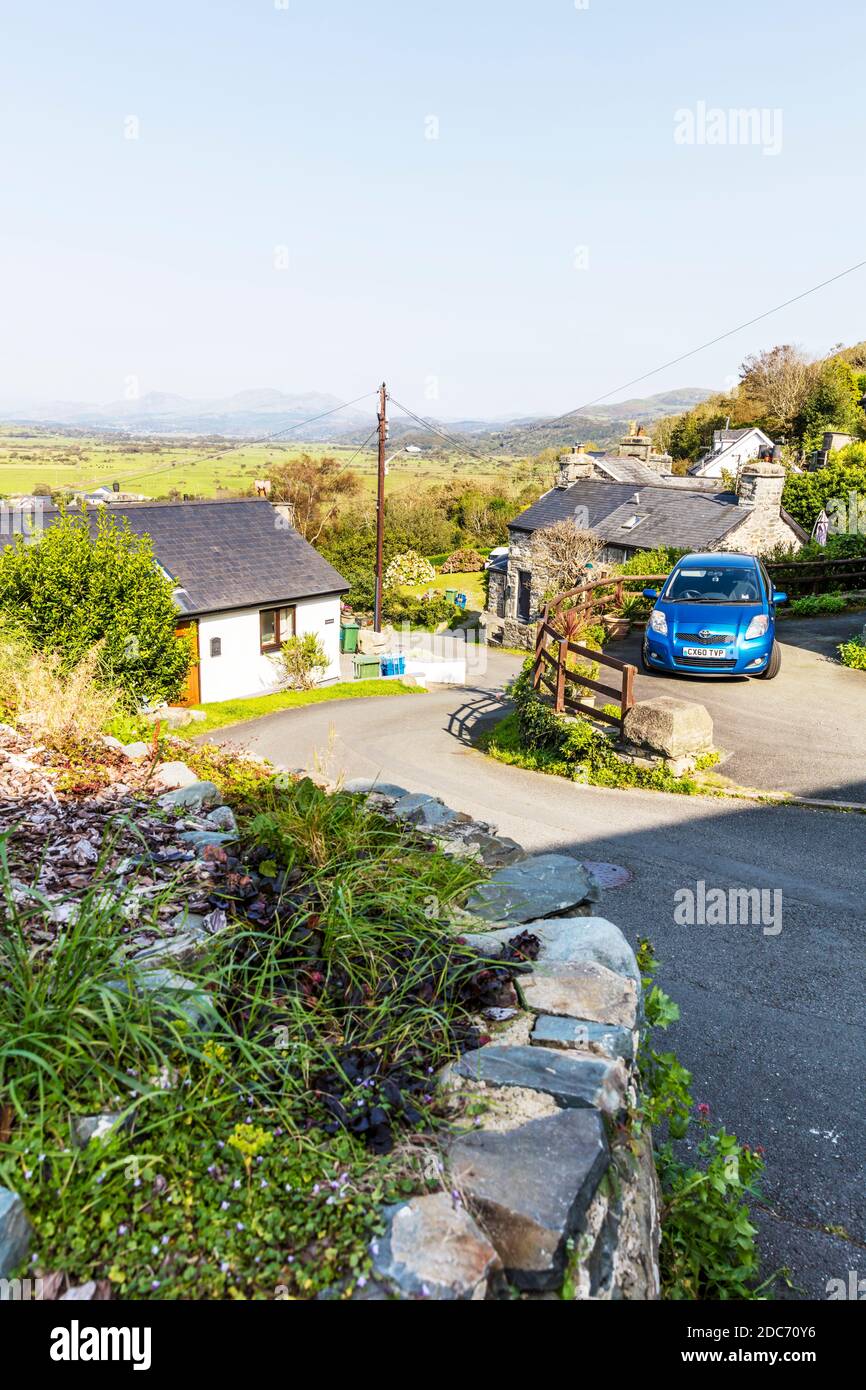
[259,605,296,653]
[619,514,647,532]
[210,637,222,658]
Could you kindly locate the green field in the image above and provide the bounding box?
[0,426,542,501]
[398,569,487,611]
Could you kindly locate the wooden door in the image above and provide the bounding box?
[175,620,200,706]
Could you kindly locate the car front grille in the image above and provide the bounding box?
[677,632,734,644]
[674,655,738,669]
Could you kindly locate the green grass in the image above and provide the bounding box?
[191,678,422,735]
[398,569,487,612]
[0,426,544,502]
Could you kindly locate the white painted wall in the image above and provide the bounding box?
[196,595,342,703]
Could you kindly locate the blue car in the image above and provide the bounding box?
[641,552,787,680]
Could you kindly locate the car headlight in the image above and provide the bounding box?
[744,614,769,640]
[649,609,668,635]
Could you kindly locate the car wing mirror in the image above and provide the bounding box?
[772,589,788,604]
[642,587,659,600]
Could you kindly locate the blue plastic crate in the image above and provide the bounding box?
[380,654,406,678]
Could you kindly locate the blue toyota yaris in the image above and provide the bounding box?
[641,552,787,680]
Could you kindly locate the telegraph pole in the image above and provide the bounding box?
[374,380,387,631]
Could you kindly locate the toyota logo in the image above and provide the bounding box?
[699,629,712,640]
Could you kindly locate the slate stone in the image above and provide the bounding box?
[117,969,216,1030]
[69,1113,125,1149]
[453,1044,627,1115]
[462,916,639,989]
[465,854,597,926]
[520,961,639,1029]
[391,793,460,829]
[0,1187,32,1278]
[179,830,237,852]
[157,780,221,812]
[532,1013,634,1062]
[205,805,238,833]
[343,779,409,800]
[449,1108,609,1290]
[371,1192,502,1300]
[133,926,210,968]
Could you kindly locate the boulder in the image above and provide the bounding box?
[623,697,713,759]
[120,742,149,761]
[466,854,598,926]
[449,1108,609,1290]
[205,805,238,833]
[157,780,220,813]
[152,761,198,792]
[462,916,639,989]
[0,1187,31,1278]
[371,1192,502,1300]
[452,1044,628,1115]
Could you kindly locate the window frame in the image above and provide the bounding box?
[259,604,296,654]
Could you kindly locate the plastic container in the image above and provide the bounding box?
[353,654,381,679]
[380,654,406,678]
[444,588,458,604]
[340,621,360,653]
[455,592,467,608]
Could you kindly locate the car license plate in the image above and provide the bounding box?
[682,646,727,658]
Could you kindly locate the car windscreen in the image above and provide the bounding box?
[663,565,761,603]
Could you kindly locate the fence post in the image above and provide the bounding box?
[533,615,546,690]
[555,636,568,713]
[620,663,635,734]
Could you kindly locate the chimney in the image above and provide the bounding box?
[556,445,594,488]
[737,458,785,513]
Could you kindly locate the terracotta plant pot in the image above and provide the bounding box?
[603,616,631,640]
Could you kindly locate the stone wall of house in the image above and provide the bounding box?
[718,461,803,555]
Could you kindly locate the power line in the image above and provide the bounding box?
[74,391,378,492]
[524,255,866,435]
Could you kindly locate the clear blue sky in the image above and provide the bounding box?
[1,0,864,418]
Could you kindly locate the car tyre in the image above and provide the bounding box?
[758,640,781,679]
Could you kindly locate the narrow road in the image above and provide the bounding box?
[209,645,866,1299]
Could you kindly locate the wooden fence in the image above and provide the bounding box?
[765,555,866,596]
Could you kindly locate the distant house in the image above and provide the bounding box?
[1,499,349,704]
[689,426,774,479]
[486,451,806,646]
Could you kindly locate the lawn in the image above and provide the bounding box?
[398,569,487,612]
[191,678,422,734]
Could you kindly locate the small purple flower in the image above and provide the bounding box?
[118,1224,128,1235]
[220,1200,230,1211]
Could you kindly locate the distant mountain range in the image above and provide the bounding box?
[0,385,715,450]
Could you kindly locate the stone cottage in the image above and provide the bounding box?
[486,450,805,647]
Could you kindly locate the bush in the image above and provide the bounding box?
[384,550,436,586]
[440,548,486,574]
[280,633,328,690]
[0,507,190,708]
[383,591,461,628]
[838,632,866,669]
[789,592,848,616]
[0,634,120,752]
[618,547,687,576]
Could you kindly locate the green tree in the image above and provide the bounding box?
[781,446,866,532]
[794,358,864,454]
[0,507,190,707]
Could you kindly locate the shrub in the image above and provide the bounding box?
[789,592,848,616]
[618,547,687,576]
[384,550,436,586]
[0,507,190,708]
[384,591,461,628]
[838,632,866,669]
[440,548,486,573]
[0,634,120,752]
[280,633,329,690]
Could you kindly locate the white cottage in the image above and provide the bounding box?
[63,499,348,704]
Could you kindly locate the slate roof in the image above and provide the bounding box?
[586,453,663,485]
[509,479,747,551]
[3,500,349,616]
